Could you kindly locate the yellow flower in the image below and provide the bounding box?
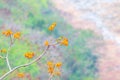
[47,61,55,74]
[48,67,54,74]
[24,52,34,59]
[44,40,49,46]
[60,37,68,46]
[47,61,54,67]
[56,62,62,68]
[1,49,7,53]
[13,32,21,39]
[17,73,25,78]
[48,22,56,31]
[2,29,12,37]
[47,61,62,75]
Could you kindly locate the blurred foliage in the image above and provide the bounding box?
[0,0,98,80]
[63,30,98,80]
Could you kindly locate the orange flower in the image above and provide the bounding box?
[13,32,21,39]
[47,61,54,67]
[17,73,25,78]
[47,61,55,74]
[48,22,56,31]
[60,37,68,46]
[2,29,12,37]
[47,61,62,76]
[44,40,49,46]
[56,62,62,68]
[48,67,54,74]
[24,52,34,59]
[1,48,7,53]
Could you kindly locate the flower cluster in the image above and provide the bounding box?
[48,22,56,31]
[55,62,62,68]
[60,37,69,46]
[56,37,69,46]
[44,40,49,46]
[47,23,69,46]
[47,61,62,76]
[2,29,12,37]
[24,52,34,59]
[13,32,21,39]
[17,72,25,78]
[2,29,21,39]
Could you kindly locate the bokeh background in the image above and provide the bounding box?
[0,0,120,80]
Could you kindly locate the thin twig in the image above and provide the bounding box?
[0,56,5,59]
[6,45,12,71]
[48,73,54,80]
[5,57,12,71]
[0,46,49,80]
[5,35,14,71]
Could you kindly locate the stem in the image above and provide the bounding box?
[48,74,54,80]
[10,35,13,45]
[6,57,12,71]
[6,46,12,71]
[5,35,14,71]
[0,46,49,80]
[48,65,56,80]
[0,56,5,59]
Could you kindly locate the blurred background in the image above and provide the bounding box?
[0,0,120,80]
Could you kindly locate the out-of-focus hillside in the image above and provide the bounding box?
[52,0,120,80]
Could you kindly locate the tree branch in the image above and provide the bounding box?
[0,46,49,80]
